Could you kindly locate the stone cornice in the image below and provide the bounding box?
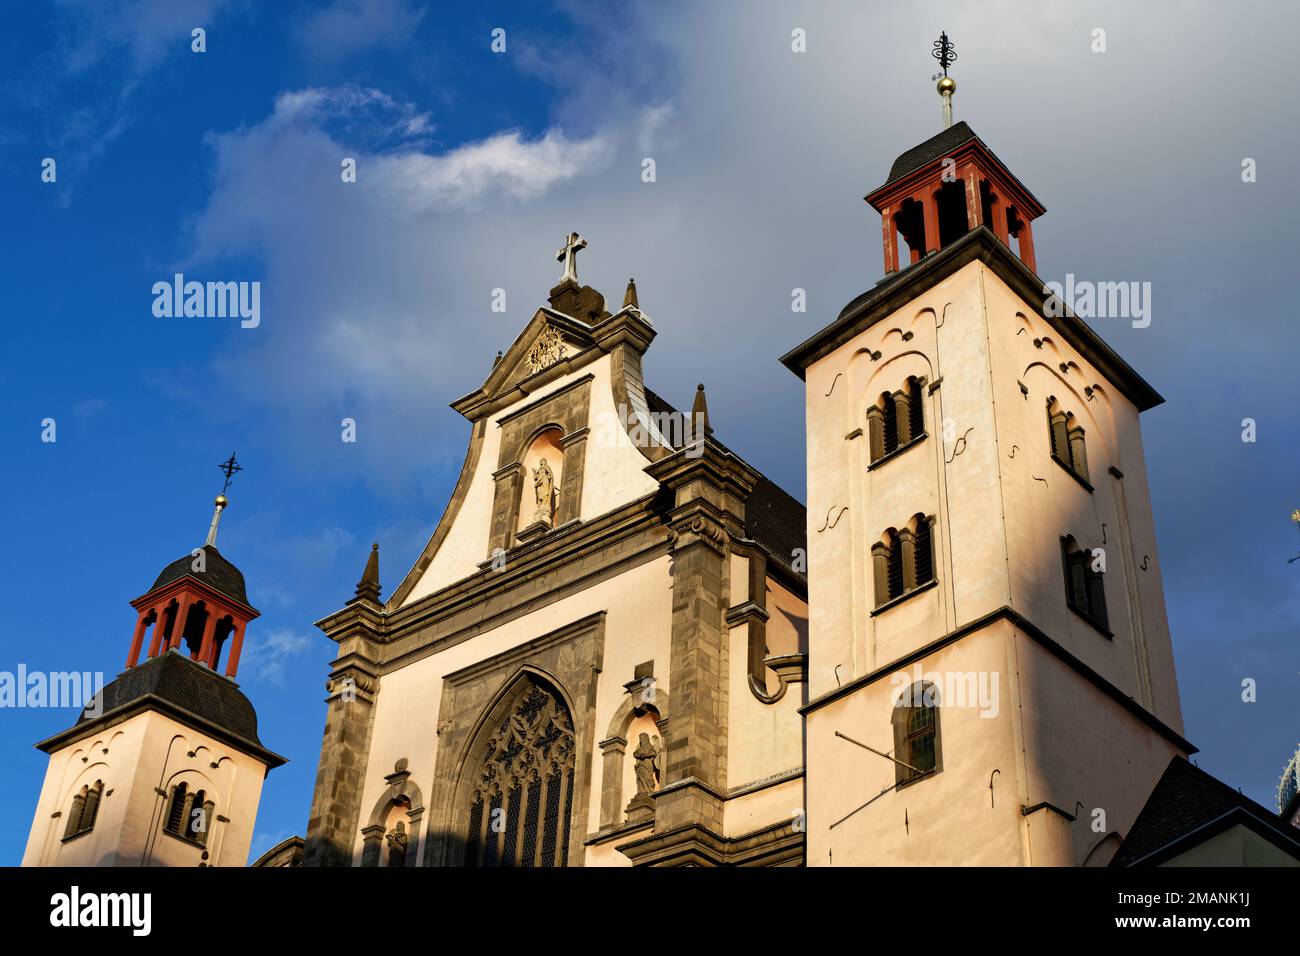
[616,818,804,867]
[799,604,1195,754]
[644,440,761,501]
[321,495,670,675]
[779,226,1164,413]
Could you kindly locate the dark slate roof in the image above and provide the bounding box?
[67,652,275,760]
[745,475,807,568]
[1111,757,1300,866]
[151,544,249,606]
[644,388,806,571]
[884,120,976,186]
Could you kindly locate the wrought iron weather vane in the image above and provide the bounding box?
[218,452,243,494]
[931,31,956,78]
[931,31,958,129]
[206,452,242,546]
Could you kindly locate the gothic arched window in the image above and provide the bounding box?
[463,677,576,867]
[892,682,941,786]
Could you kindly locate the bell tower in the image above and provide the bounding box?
[23,465,285,867]
[782,37,1190,866]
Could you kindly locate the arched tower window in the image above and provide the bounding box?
[161,781,217,844]
[872,515,936,608]
[867,376,926,465]
[1047,397,1090,484]
[163,782,191,838]
[62,780,103,839]
[1061,535,1109,633]
[892,682,941,786]
[463,676,576,867]
[936,179,969,247]
[894,197,927,265]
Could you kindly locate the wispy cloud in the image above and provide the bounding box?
[15,0,240,199]
[180,83,616,487]
[239,627,318,686]
[295,0,426,61]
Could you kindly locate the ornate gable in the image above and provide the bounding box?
[455,308,599,421]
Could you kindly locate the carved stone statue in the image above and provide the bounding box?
[533,458,555,525]
[386,820,407,867]
[633,732,660,795]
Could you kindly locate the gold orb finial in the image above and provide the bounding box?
[215,494,229,509]
[937,75,956,95]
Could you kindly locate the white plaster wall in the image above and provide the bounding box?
[24,710,269,867]
[723,776,803,840]
[803,262,1008,698]
[981,271,1182,730]
[404,352,660,606]
[805,614,1186,866]
[806,623,1024,866]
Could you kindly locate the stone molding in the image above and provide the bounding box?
[617,818,804,867]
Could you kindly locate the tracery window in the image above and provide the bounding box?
[463,677,576,867]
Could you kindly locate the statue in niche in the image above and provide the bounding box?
[386,820,408,867]
[633,733,661,795]
[533,458,556,525]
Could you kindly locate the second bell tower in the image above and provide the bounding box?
[782,43,1190,866]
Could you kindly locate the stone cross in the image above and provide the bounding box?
[555,231,587,285]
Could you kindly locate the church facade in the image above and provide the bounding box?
[302,246,810,867]
[33,85,1300,869]
[299,115,1196,867]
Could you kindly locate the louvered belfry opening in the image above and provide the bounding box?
[463,676,576,867]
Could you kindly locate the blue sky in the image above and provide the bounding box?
[1,0,1297,865]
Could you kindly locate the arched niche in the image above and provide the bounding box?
[517,426,565,534]
[359,759,425,868]
[596,686,670,831]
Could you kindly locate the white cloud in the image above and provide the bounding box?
[372,129,612,212]
[238,627,317,686]
[55,0,235,77]
[177,0,1300,521]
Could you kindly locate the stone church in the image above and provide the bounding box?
[24,78,1300,868]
